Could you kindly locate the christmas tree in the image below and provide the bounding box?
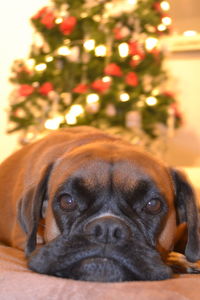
[8,0,182,144]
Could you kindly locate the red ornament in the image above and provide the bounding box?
[91,79,111,93]
[41,12,55,29]
[128,41,139,56]
[18,84,34,97]
[163,91,174,98]
[170,103,182,119]
[39,82,54,95]
[104,63,122,77]
[59,16,77,35]
[153,2,162,12]
[73,83,88,94]
[113,27,123,40]
[129,53,145,67]
[32,7,48,20]
[125,72,138,86]
[17,66,31,74]
[150,48,162,61]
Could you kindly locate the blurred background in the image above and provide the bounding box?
[0,0,200,166]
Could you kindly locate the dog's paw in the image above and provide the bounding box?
[166,251,200,274]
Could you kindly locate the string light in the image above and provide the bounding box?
[55,17,63,24]
[65,104,84,125]
[93,15,101,22]
[26,58,35,70]
[136,100,144,108]
[95,45,107,57]
[118,42,129,58]
[160,1,170,11]
[26,131,36,141]
[157,24,167,32]
[152,89,159,96]
[84,39,95,51]
[145,37,158,51]
[65,114,77,125]
[57,46,71,56]
[120,93,130,102]
[35,63,47,72]
[132,54,141,63]
[44,116,64,130]
[102,76,111,82]
[162,16,172,26]
[81,12,88,18]
[86,93,99,104]
[64,39,71,45]
[146,96,157,106]
[70,104,84,116]
[45,56,54,62]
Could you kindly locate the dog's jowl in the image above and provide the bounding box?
[0,127,200,282]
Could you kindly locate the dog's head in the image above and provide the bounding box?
[18,137,200,282]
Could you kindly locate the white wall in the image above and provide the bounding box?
[164,52,200,166]
[0,0,200,166]
[0,0,48,162]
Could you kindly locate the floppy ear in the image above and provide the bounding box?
[171,169,200,262]
[18,163,53,256]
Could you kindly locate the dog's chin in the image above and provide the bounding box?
[55,258,130,282]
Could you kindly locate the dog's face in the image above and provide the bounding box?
[18,139,200,282]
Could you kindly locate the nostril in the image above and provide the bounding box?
[94,225,102,238]
[113,227,122,240]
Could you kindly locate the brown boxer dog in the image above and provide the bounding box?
[0,126,200,282]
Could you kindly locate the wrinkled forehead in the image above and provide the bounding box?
[48,145,174,202]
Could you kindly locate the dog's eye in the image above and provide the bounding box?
[59,194,77,212]
[144,199,161,214]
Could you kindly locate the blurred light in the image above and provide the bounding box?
[64,39,71,45]
[57,46,71,56]
[162,16,172,26]
[157,24,167,31]
[26,131,35,140]
[84,39,95,51]
[65,104,84,125]
[86,93,99,104]
[55,17,63,24]
[65,114,77,125]
[132,54,140,62]
[26,59,35,70]
[45,56,54,62]
[44,116,63,130]
[93,15,101,22]
[120,93,130,102]
[70,104,84,117]
[146,96,158,106]
[35,63,47,72]
[145,37,158,50]
[128,0,137,4]
[105,3,113,10]
[136,100,144,108]
[95,45,107,57]
[102,76,111,82]
[160,1,170,11]
[118,42,129,58]
[152,89,159,96]
[81,12,88,18]
[183,30,197,37]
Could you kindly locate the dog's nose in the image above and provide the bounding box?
[84,216,130,244]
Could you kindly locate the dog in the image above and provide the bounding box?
[0,126,200,282]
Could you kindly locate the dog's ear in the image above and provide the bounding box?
[170,168,200,262]
[18,163,53,256]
